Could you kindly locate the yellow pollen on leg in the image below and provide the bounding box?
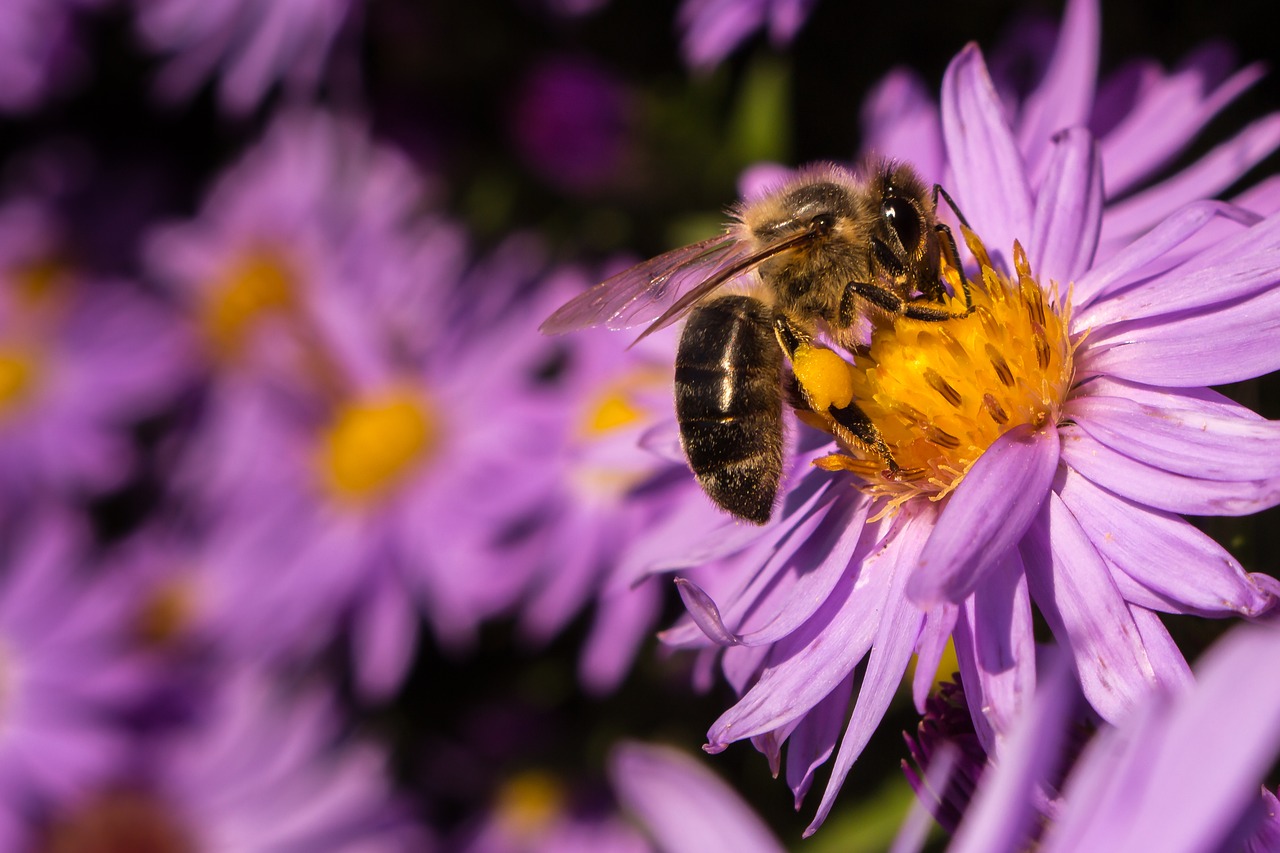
[801,233,1077,512]
[319,387,439,504]
[199,250,297,359]
[793,344,855,411]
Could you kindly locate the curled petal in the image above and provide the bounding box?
[674,577,741,647]
[910,424,1060,606]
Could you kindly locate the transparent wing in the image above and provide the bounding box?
[539,235,747,335]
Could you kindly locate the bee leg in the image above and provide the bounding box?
[829,401,899,473]
[773,312,899,474]
[931,183,975,312]
[838,279,906,327]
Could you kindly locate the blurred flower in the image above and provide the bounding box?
[642,0,1280,834]
[132,0,363,114]
[147,111,568,698]
[0,199,192,508]
[33,670,425,850]
[509,57,635,194]
[0,509,146,849]
[938,626,1280,853]
[453,741,784,853]
[678,0,817,70]
[0,0,103,112]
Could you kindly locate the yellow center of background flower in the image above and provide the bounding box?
[134,576,200,650]
[319,388,438,503]
[37,788,195,853]
[494,770,564,840]
[796,233,1076,514]
[200,250,296,359]
[0,347,38,415]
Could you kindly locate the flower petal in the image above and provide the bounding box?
[674,577,742,646]
[1100,113,1280,241]
[953,549,1037,754]
[1029,126,1103,285]
[860,68,945,184]
[609,742,786,853]
[703,518,905,749]
[806,510,931,835]
[1015,0,1099,181]
[941,43,1034,266]
[910,424,1060,606]
[784,671,855,807]
[1077,207,1280,328]
[1021,490,1159,722]
[1073,200,1262,311]
[912,603,958,713]
[1055,464,1275,617]
[1067,393,1280,480]
[1060,423,1280,515]
[1128,604,1193,694]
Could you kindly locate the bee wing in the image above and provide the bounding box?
[539,235,746,335]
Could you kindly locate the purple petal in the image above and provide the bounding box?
[1100,113,1280,241]
[1067,393,1280,480]
[580,579,661,695]
[1128,604,1193,694]
[949,654,1079,853]
[1015,0,1099,181]
[1043,624,1280,852]
[1029,126,1103,285]
[941,43,1034,266]
[1020,491,1159,722]
[704,517,908,749]
[1078,207,1280,328]
[784,671,855,807]
[1055,464,1275,617]
[351,578,418,700]
[806,510,932,835]
[609,741,786,853]
[1099,54,1267,198]
[910,424,1060,606]
[1060,423,1280,515]
[1073,200,1262,311]
[1079,278,1280,387]
[953,549,1037,754]
[861,68,945,184]
[911,604,958,713]
[674,577,742,647]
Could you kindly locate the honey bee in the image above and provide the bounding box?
[541,160,972,524]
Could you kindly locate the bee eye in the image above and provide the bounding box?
[881,197,922,251]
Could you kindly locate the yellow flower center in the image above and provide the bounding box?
[133,576,199,650]
[795,231,1077,516]
[319,388,439,504]
[494,770,564,840]
[8,257,71,309]
[38,788,196,853]
[0,346,39,415]
[199,250,296,359]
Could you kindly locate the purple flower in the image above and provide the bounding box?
[0,509,146,849]
[939,626,1280,853]
[452,741,785,853]
[34,670,424,850]
[0,198,192,507]
[132,0,363,113]
[0,0,103,112]
[639,0,1280,834]
[148,111,567,698]
[509,57,635,194]
[678,0,817,70]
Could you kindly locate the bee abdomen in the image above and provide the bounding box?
[675,295,784,524]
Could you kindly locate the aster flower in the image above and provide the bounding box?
[678,0,818,70]
[132,0,363,113]
[0,509,147,850]
[0,0,103,112]
[0,198,192,508]
[33,670,425,850]
[935,626,1280,853]
[632,0,1280,834]
[451,741,784,853]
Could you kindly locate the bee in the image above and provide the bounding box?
[541,160,972,524]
